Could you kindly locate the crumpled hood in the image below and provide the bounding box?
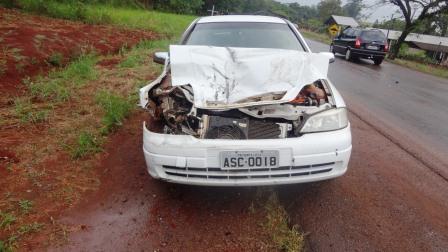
[170,45,330,109]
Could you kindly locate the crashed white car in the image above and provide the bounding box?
[140,15,352,186]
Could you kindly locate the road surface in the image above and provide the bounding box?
[308,39,448,180]
[47,40,448,252]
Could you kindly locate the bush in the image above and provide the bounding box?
[397,43,437,64]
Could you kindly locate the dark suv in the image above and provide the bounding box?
[330,28,388,65]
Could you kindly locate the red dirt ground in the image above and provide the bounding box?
[0,7,157,96]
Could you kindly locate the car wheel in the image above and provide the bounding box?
[345,49,352,61]
[373,58,383,65]
[330,44,335,54]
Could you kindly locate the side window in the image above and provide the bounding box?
[342,28,352,38]
[346,29,355,38]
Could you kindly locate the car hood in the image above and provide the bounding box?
[169,45,330,109]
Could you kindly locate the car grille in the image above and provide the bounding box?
[162,162,335,180]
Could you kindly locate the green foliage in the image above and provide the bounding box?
[343,0,363,19]
[317,0,344,21]
[71,131,102,159]
[397,43,437,64]
[155,0,203,14]
[17,222,43,235]
[14,98,50,124]
[265,192,304,252]
[0,240,13,252]
[95,90,133,134]
[11,1,196,38]
[28,54,97,101]
[0,212,16,229]
[47,52,64,67]
[18,200,33,214]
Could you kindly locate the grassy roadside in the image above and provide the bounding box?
[2,1,195,38]
[0,3,190,249]
[300,29,448,79]
[300,29,332,45]
[387,58,448,79]
[0,38,173,251]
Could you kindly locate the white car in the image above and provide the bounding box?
[139,15,352,186]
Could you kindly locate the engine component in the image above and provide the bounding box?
[247,120,282,139]
[205,116,249,140]
[290,81,328,106]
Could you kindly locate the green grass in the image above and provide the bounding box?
[71,131,102,159]
[300,29,332,44]
[0,211,16,229]
[10,0,196,38]
[119,39,171,68]
[18,200,33,214]
[389,58,448,79]
[17,222,43,235]
[264,193,305,252]
[95,90,133,135]
[47,52,64,67]
[28,54,98,101]
[14,97,50,124]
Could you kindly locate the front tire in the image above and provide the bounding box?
[373,58,383,65]
[345,49,352,61]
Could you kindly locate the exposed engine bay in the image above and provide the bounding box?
[142,45,338,140]
[145,71,335,140]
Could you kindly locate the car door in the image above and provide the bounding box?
[335,28,353,53]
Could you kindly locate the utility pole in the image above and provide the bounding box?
[208,5,216,16]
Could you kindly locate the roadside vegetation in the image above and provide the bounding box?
[0,2,184,248]
[1,0,194,38]
[264,193,305,251]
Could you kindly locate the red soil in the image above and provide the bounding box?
[0,7,157,96]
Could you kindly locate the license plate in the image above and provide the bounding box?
[367,45,379,50]
[220,150,279,169]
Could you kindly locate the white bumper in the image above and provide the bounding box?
[143,122,352,186]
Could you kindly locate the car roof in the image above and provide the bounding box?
[197,15,286,24]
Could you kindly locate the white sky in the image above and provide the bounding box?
[277,0,400,23]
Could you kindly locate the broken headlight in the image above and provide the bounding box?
[300,108,348,133]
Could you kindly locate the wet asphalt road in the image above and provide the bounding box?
[307,39,448,178]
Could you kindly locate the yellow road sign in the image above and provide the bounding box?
[329,24,340,36]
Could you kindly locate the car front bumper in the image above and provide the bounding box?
[142,122,352,186]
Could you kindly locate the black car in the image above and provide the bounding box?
[330,28,388,65]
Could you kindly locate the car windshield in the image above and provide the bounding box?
[185,22,304,51]
[361,31,386,42]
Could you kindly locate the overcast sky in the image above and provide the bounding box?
[277,0,400,23]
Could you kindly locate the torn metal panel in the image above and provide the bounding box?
[169,45,330,109]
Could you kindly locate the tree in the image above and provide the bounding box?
[343,0,364,19]
[154,0,203,14]
[317,0,344,21]
[384,0,448,59]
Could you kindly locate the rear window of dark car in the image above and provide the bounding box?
[361,31,386,42]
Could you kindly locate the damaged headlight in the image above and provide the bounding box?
[300,108,348,133]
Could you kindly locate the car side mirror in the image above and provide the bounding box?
[153,52,168,65]
[319,52,335,63]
